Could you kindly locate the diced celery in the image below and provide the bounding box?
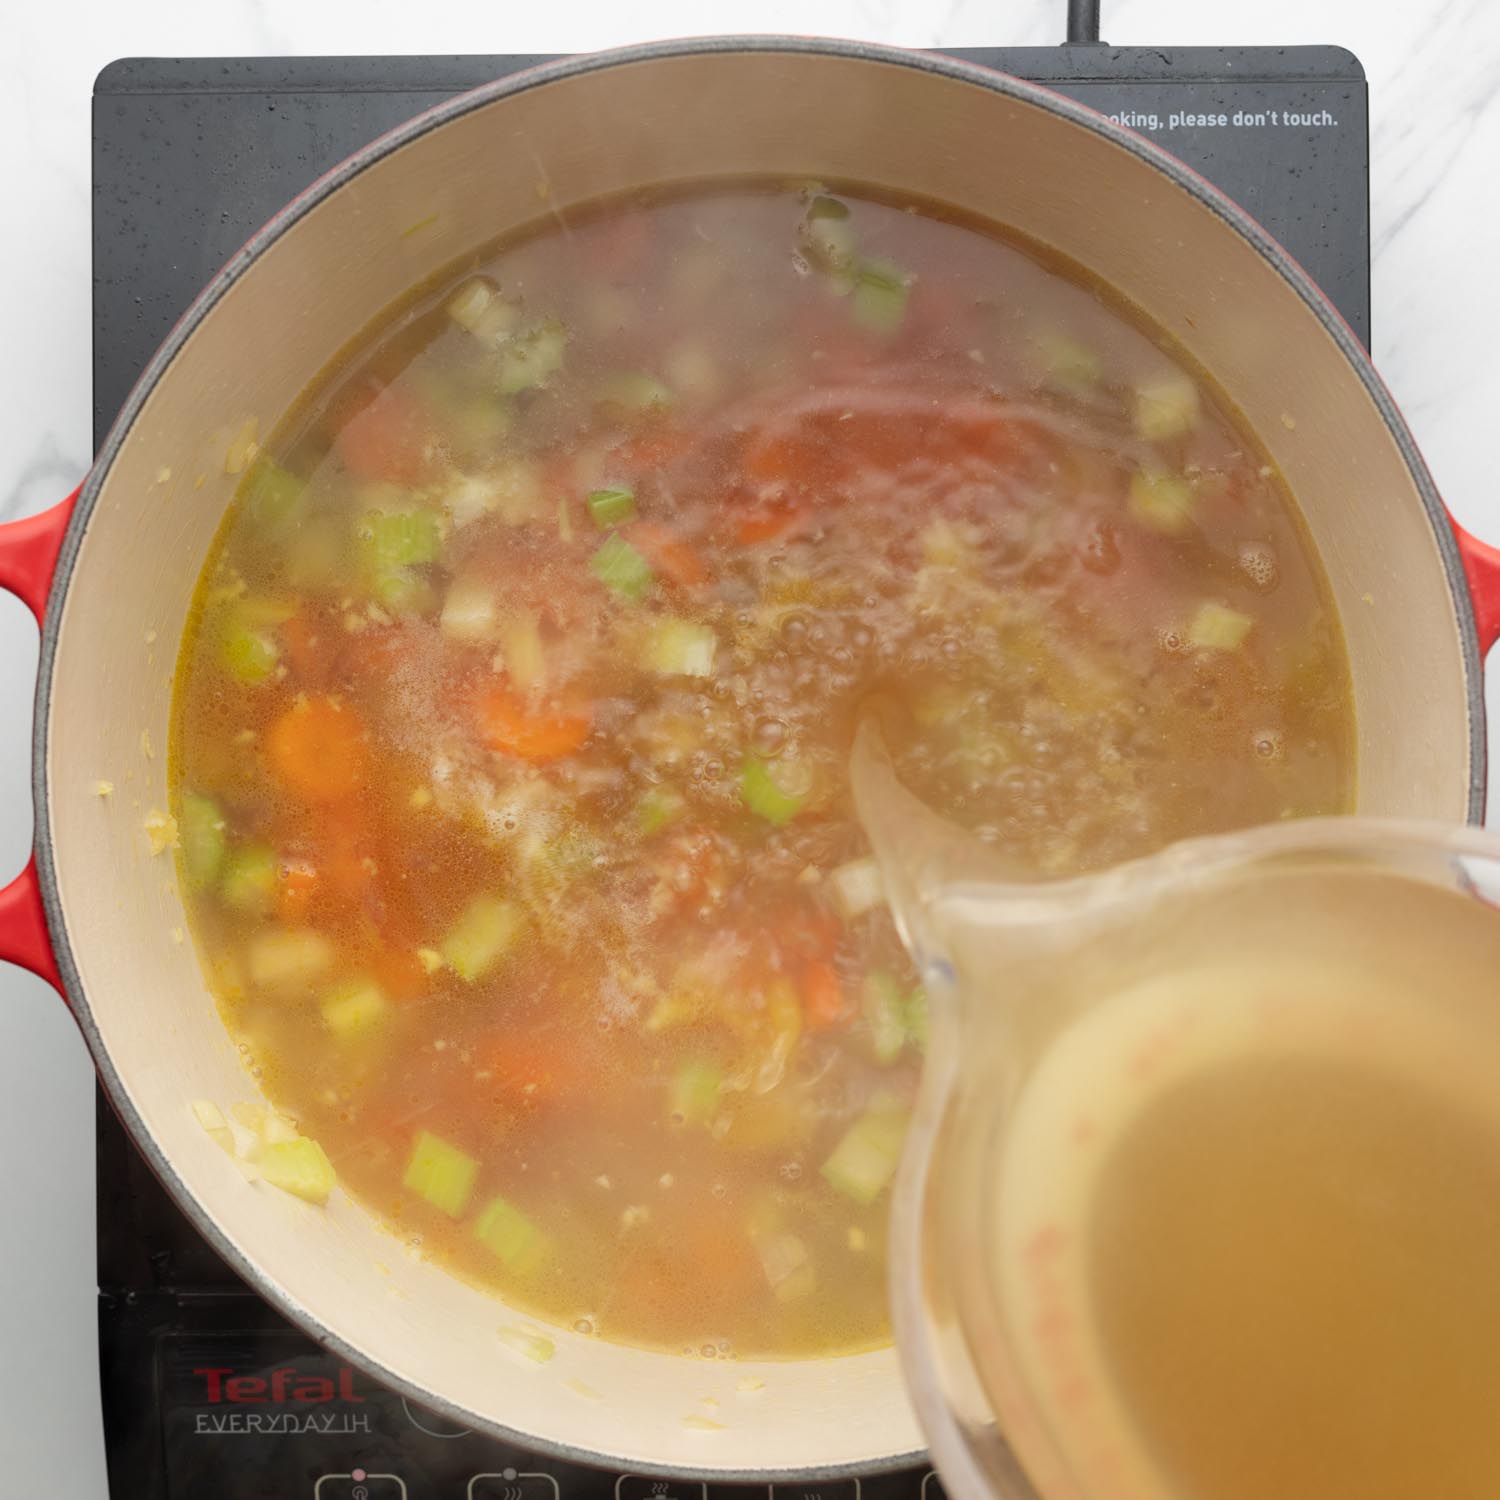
[740,754,809,826]
[863,970,908,1065]
[755,1229,816,1302]
[258,1135,336,1206]
[370,566,435,615]
[219,621,280,687]
[586,487,638,529]
[320,979,388,1039]
[851,258,911,336]
[637,785,687,836]
[244,456,306,529]
[589,534,654,602]
[497,612,545,693]
[669,1059,723,1126]
[358,508,442,568]
[1187,601,1254,651]
[642,617,717,678]
[440,574,499,641]
[247,928,335,989]
[221,845,277,915]
[905,986,930,1054]
[403,1130,479,1217]
[474,1193,549,1274]
[439,894,524,982]
[1133,371,1202,441]
[821,1103,910,1205]
[498,320,567,394]
[1034,332,1103,392]
[597,372,674,414]
[830,857,885,921]
[446,276,518,341]
[180,792,227,891]
[1128,470,1196,534]
[799,196,857,275]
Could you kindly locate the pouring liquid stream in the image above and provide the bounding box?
[851,714,1500,1500]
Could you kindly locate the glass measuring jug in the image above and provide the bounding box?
[852,718,1500,1500]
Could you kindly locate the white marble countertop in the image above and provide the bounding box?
[1,0,1497,1492]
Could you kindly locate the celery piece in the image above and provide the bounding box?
[586,487,638,529]
[221,845,277,915]
[829,856,885,921]
[258,1136,336,1206]
[740,754,808,827]
[1188,601,1254,651]
[370,566,434,615]
[597,372,674,415]
[180,792,227,891]
[1133,371,1201,441]
[755,1229,816,1302]
[440,574,499,641]
[439,894,524,982]
[446,277,517,341]
[1128,470,1196,534]
[821,1103,910,1205]
[474,1194,549,1274]
[905,986,930,1055]
[219,617,279,684]
[244,456,306,529]
[403,1130,479,1218]
[800,196,857,275]
[589,534,654,602]
[497,612,545,693]
[1034,333,1103,393]
[637,785,687,836]
[863,970,908,1065]
[359,508,442,568]
[320,980,388,1039]
[498,320,567,395]
[669,1059,723,1126]
[851,259,911,336]
[642,617,717,678]
[247,928,335,989]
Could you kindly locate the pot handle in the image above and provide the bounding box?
[1455,520,1500,657]
[0,487,81,994]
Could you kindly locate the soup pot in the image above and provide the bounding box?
[2,37,1498,1480]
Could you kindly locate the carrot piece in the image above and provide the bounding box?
[801,959,847,1032]
[631,523,707,587]
[372,944,427,1002]
[475,684,591,763]
[735,501,811,546]
[265,698,368,802]
[335,386,436,486]
[480,1037,584,1104]
[276,859,320,924]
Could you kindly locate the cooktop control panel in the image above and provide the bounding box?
[92,44,1369,1500]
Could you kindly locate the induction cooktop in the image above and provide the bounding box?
[92,38,1368,1500]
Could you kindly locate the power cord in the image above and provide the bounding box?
[1066,0,1103,44]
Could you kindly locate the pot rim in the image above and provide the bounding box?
[34,33,1484,1480]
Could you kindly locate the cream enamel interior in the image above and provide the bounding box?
[41,48,1475,1475]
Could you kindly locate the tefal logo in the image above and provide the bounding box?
[193,1365,366,1405]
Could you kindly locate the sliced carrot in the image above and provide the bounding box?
[475,684,591,763]
[479,1036,586,1104]
[335,385,436,486]
[735,501,811,546]
[801,959,847,1031]
[265,697,368,802]
[630,523,707,587]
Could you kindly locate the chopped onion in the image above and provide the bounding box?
[829,856,885,920]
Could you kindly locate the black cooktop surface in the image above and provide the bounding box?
[92,44,1368,1500]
